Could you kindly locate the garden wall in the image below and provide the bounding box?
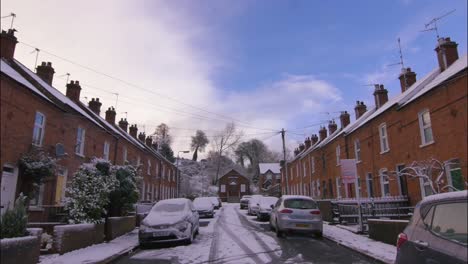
[368,219,409,245]
[105,216,136,240]
[53,223,104,254]
[0,236,40,264]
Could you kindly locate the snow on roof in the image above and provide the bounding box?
[13,60,105,129]
[157,198,190,205]
[259,163,281,174]
[281,195,314,200]
[421,190,467,205]
[1,59,53,103]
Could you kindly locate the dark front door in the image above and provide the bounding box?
[227,184,239,203]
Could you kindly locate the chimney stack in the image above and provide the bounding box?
[118,118,128,132]
[328,120,338,134]
[0,29,18,60]
[435,37,459,72]
[311,134,318,145]
[145,136,153,147]
[105,107,116,124]
[152,142,158,151]
[138,132,146,142]
[354,101,367,119]
[294,148,300,156]
[88,98,102,115]
[129,125,138,138]
[304,137,311,149]
[399,68,417,93]
[319,126,327,141]
[299,144,305,152]
[373,84,388,109]
[36,62,55,85]
[339,111,350,128]
[65,80,82,102]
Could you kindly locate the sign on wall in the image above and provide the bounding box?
[340,159,357,184]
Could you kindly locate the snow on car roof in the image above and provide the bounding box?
[281,195,314,200]
[421,190,467,204]
[157,198,190,205]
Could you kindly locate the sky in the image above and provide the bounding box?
[1,0,467,159]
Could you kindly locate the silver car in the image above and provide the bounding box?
[193,197,215,218]
[257,196,279,221]
[396,190,467,264]
[270,195,323,237]
[139,198,199,247]
[247,195,263,216]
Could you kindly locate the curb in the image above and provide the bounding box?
[97,243,139,264]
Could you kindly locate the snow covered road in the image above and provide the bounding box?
[114,203,381,264]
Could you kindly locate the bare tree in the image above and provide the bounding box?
[384,158,466,195]
[190,130,209,161]
[212,123,243,184]
[151,123,172,147]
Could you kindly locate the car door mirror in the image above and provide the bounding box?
[270,204,274,209]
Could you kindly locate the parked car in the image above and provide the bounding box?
[208,196,222,209]
[240,195,252,209]
[270,195,322,238]
[247,195,263,216]
[193,197,215,218]
[256,196,279,221]
[395,190,467,264]
[139,198,199,247]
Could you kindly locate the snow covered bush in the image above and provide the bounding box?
[18,147,56,199]
[65,158,118,224]
[0,193,28,238]
[108,164,141,216]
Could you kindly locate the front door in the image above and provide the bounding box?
[1,165,18,215]
[227,184,239,203]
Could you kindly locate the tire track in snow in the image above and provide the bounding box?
[208,208,222,263]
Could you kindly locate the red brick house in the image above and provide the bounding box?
[0,29,179,221]
[282,37,467,206]
[258,163,281,196]
[218,168,250,203]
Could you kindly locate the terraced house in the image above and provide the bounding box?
[282,36,467,206]
[0,29,178,222]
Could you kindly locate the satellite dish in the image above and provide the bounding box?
[55,143,67,157]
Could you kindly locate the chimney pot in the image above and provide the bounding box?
[311,134,319,145]
[435,37,459,72]
[65,80,82,102]
[145,136,153,147]
[319,126,328,141]
[355,101,367,119]
[373,84,388,109]
[129,124,138,138]
[88,97,102,115]
[305,137,311,149]
[118,118,128,132]
[0,29,18,60]
[399,67,417,93]
[105,106,116,124]
[339,111,350,128]
[36,61,55,85]
[138,132,146,142]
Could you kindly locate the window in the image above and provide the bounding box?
[240,184,246,192]
[380,169,390,197]
[418,109,434,145]
[137,156,141,166]
[32,112,46,146]
[379,123,389,153]
[30,183,45,207]
[54,168,68,205]
[336,178,341,198]
[75,127,86,155]
[367,173,374,198]
[122,147,127,163]
[220,184,226,193]
[316,180,320,197]
[302,162,306,177]
[147,160,151,175]
[336,145,341,165]
[445,159,464,190]
[356,177,361,198]
[427,203,467,245]
[311,156,315,173]
[354,139,361,162]
[420,177,433,198]
[103,141,110,160]
[328,179,334,198]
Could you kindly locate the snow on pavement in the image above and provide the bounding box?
[39,229,139,264]
[323,224,396,264]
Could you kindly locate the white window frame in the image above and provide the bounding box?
[419,177,433,198]
[221,184,226,193]
[336,178,342,199]
[32,112,46,147]
[75,127,86,156]
[302,162,306,177]
[418,109,434,146]
[311,156,315,173]
[379,168,390,197]
[354,139,361,162]
[103,141,110,160]
[336,145,341,166]
[240,184,246,192]
[396,164,406,196]
[122,147,127,163]
[379,123,389,153]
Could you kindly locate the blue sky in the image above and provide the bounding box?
[2,0,467,156]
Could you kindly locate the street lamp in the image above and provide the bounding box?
[176,150,190,198]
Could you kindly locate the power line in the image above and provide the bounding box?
[17,41,268,128]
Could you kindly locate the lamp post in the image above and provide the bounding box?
[176,150,190,198]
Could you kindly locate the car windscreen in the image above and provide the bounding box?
[284,199,318,209]
[152,203,185,213]
[194,199,212,207]
[260,197,278,206]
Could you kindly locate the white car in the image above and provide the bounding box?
[193,197,215,218]
[139,198,199,247]
[256,196,279,221]
[247,195,263,216]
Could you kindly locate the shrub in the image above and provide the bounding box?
[108,164,141,216]
[0,194,28,239]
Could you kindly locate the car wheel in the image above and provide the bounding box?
[139,242,148,249]
[269,221,275,231]
[185,224,194,245]
[315,231,323,238]
[275,221,283,238]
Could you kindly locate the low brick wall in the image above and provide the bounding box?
[105,216,136,240]
[0,236,40,264]
[368,219,409,245]
[316,200,333,222]
[28,222,64,235]
[53,223,104,254]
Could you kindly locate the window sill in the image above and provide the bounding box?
[356,160,362,164]
[75,153,85,158]
[380,150,390,155]
[28,206,44,211]
[419,141,435,148]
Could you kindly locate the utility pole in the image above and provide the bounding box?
[281,129,289,195]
